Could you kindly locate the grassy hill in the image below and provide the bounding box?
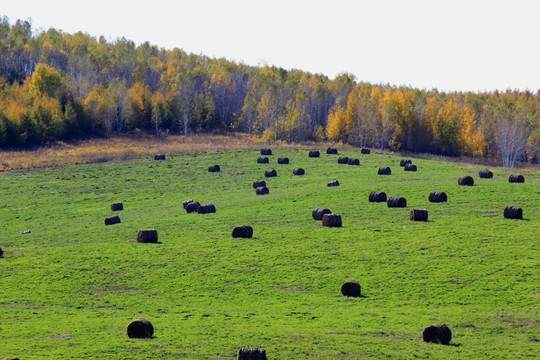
[0,145,538,359]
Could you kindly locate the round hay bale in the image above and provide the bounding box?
[237,348,267,360]
[126,318,154,338]
[252,180,266,188]
[378,167,391,175]
[257,156,269,164]
[387,196,406,208]
[255,186,269,195]
[208,164,220,172]
[458,175,474,186]
[504,205,523,219]
[410,208,428,221]
[260,148,272,155]
[264,169,277,177]
[322,213,342,227]
[185,201,201,213]
[232,225,253,238]
[327,180,340,187]
[404,163,417,172]
[337,156,349,164]
[309,150,320,157]
[0,247,3,258]
[326,147,338,154]
[154,154,165,160]
[105,215,121,226]
[368,191,387,202]
[197,204,216,214]
[182,199,195,209]
[293,167,305,175]
[277,157,289,164]
[428,191,447,203]
[478,169,493,178]
[361,148,371,154]
[312,207,332,220]
[341,280,361,297]
[508,174,525,183]
[111,202,123,211]
[137,229,158,243]
[348,158,360,166]
[422,324,452,345]
[400,159,411,167]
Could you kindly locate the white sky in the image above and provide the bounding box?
[2,0,539,93]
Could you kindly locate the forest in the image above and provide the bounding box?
[0,17,538,167]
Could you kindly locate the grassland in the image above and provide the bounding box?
[0,143,538,359]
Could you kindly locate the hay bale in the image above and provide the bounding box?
[478,169,493,178]
[309,150,320,157]
[348,158,360,166]
[400,159,411,167]
[208,164,220,172]
[508,174,525,183]
[341,280,361,297]
[293,167,305,175]
[410,208,428,221]
[322,213,342,227]
[265,169,277,177]
[504,205,523,219]
[378,167,391,175]
[428,191,447,203]
[232,225,253,238]
[368,191,387,202]
[105,215,121,226]
[422,324,452,345]
[255,186,269,195]
[361,148,371,154]
[183,199,195,208]
[126,318,154,338]
[326,147,338,154]
[237,348,267,360]
[197,204,216,214]
[327,180,340,187]
[312,207,332,220]
[154,154,165,160]
[0,247,3,258]
[257,156,269,164]
[458,175,474,186]
[404,164,417,172]
[185,201,201,213]
[277,157,289,164]
[387,196,406,208]
[260,148,272,155]
[337,156,349,164]
[137,229,158,243]
[252,180,266,188]
[111,202,123,211]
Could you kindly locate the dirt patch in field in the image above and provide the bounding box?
[103,287,139,292]
[279,286,310,292]
[0,242,14,247]
[47,334,71,339]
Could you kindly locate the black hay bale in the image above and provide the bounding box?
[309,150,320,157]
[255,186,269,195]
[458,175,474,186]
[293,167,305,175]
[504,205,523,219]
[252,180,266,188]
[260,148,272,155]
[387,196,407,208]
[348,158,360,166]
[423,324,452,345]
[337,156,349,164]
[327,180,340,187]
[197,204,216,214]
[154,154,165,160]
[185,201,201,213]
[428,191,447,203]
[111,202,123,211]
[400,159,412,167]
[136,229,158,243]
[183,199,195,209]
[410,208,428,221]
[479,169,493,178]
[0,247,3,258]
[361,148,371,154]
[341,280,361,297]
[105,215,121,226]
[232,225,253,238]
[237,348,267,360]
[326,147,338,154]
[508,174,525,183]
[404,163,417,172]
[378,167,391,175]
[208,164,220,172]
[265,169,277,177]
[322,213,342,227]
[126,318,154,338]
[277,157,289,164]
[368,191,387,202]
[312,207,332,220]
[257,156,269,164]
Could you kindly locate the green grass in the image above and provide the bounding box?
[1,148,538,359]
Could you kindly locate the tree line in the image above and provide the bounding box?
[0,17,538,167]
